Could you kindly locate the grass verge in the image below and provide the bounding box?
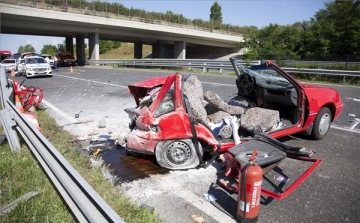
[0,109,161,223]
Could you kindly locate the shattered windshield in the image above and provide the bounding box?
[237,63,290,83]
[235,63,294,89]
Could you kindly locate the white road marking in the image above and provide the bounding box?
[331,125,360,133]
[349,119,360,130]
[52,74,128,88]
[41,99,80,125]
[176,189,237,223]
[202,81,235,86]
[345,97,360,102]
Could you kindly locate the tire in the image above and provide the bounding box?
[311,107,332,140]
[155,139,202,170]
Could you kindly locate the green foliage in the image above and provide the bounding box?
[242,49,259,62]
[17,46,24,54]
[24,44,36,53]
[67,0,87,9]
[210,1,222,29]
[210,1,223,23]
[303,0,360,56]
[17,44,35,53]
[241,0,360,61]
[0,144,74,222]
[241,23,302,61]
[99,40,122,54]
[41,44,57,55]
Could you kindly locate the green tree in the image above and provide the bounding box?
[99,40,122,54]
[41,44,57,55]
[210,1,222,23]
[303,0,360,58]
[18,44,35,53]
[240,23,302,61]
[17,46,24,54]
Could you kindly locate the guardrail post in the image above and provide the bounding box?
[0,109,21,152]
[0,67,21,151]
[203,63,208,73]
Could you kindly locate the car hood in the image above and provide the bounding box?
[301,83,325,89]
[302,83,341,102]
[128,76,169,106]
[26,64,49,68]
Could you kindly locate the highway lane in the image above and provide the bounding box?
[8,66,360,223]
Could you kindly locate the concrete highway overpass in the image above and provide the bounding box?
[0,1,243,65]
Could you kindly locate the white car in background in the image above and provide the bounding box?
[16,52,40,71]
[41,54,55,68]
[0,58,16,72]
[23,56,52,78]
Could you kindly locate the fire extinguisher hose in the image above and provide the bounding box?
[241,163,250,220]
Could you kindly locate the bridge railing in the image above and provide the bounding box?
[0,67,125,222]
[88,59,360,77]
[1,0,242,37]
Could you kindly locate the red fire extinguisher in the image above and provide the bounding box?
[237,149,263,223]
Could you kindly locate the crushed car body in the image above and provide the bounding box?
[124,57,343,170]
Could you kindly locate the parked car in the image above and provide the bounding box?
[16,52,41,71]
[56,51,77,67]
[0,58,16,72]
[11,53,21,60]
[41,54,55,68]
[123,57,343,170]
[22,56,52,78]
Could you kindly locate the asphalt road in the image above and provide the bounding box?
[8,66,360,223]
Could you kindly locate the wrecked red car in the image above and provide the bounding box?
[124,57,343,170]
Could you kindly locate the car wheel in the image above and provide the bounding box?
[311,107,332,140]
[155,139,202,170]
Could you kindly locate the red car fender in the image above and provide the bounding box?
[302,84,342,127]
[135,106,155,130]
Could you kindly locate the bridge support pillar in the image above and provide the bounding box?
[89,32,99,65]
[174,41,186,59]
[134,42,142,59]
[152,42,161,58]
[152,42,173,58]
[65,36,73,55]
[76,35,85,66]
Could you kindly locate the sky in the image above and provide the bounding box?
[0,0,330,54]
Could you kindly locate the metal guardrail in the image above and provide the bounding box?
[90,59,360,77]
[0,67,125,222]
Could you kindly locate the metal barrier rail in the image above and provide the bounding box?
[90,59,360,77]
[0,67,125,223]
